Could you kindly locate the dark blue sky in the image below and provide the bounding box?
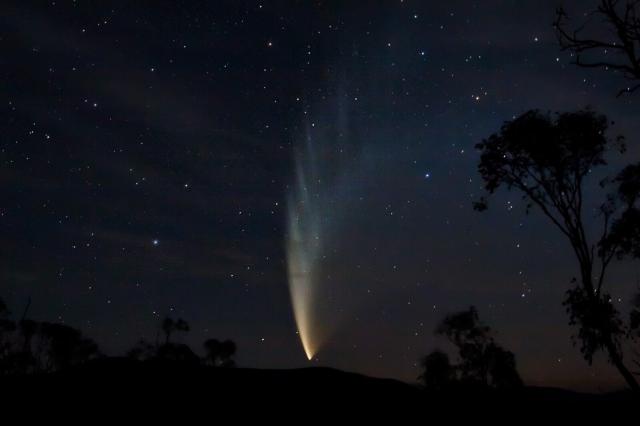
[2,0,639,391]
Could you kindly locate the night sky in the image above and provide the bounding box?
[3,0,640,392]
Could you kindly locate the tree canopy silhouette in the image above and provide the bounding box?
[630,293,640,370]
[420,307,522,391]
[475,109,639,390]
[0,298,16,375]
[554,0,640,96]
[127,315,237,368]
[36,322,101,372]
[129,316,198,363]
[127,339,158,361]
[419,350,455,391]
[601,163,640,373]
[162,316,190,345]
[203,339,237,368]
[0,297,101,375]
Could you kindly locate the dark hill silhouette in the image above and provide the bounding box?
[27,358,420,400]
[3,357,632,407]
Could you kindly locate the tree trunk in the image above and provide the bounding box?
[579,263,639,391]
[604,337,639,391]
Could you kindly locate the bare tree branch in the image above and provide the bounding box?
[555,1,640,96]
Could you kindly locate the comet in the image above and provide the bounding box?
[286,138,325,360]
[286,94,367,360]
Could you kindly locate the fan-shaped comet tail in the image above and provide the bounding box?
[286,94,362,360]
[286,155,322,360]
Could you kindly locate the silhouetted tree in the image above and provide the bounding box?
[0,298,16,374]
[438,307,492,386]
[597,164,640,372]
[475,109,639,390]
[127,316,204,365]
[555,0,640,96]
[15,319,39,373]
[156,342,200,364]
[484,343,523,389]
[631,292,640,371]
[0,298,101,375]
[418,350,455,391]
[203,338,237,367]
[421,307,522,390]
[35,322,100,372]
[162,317,190,345]
[603,163,640,258]
[126,339,157,361]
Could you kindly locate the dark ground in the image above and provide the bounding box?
[3,359,633,408]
